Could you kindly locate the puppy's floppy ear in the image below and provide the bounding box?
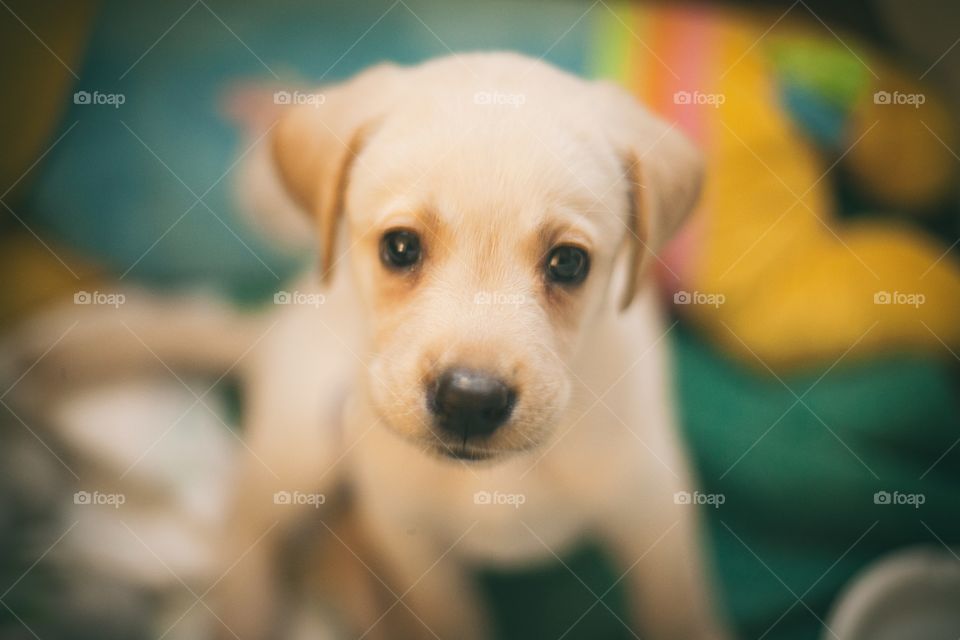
[272,63,401,281]
[593,81,704,310]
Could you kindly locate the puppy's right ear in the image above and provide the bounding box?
[272,63,401,281]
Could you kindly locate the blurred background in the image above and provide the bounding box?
[1,0,959,638]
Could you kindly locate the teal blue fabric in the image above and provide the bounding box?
[26,0,594,299]
[680,329,960,640]
[778,83,848,148]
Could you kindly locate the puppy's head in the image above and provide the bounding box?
[273,53,702,462]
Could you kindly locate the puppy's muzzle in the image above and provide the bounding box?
[428,368,516,439]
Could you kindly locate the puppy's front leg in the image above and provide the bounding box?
[360,523,490,640]
[210,325,354,638]
[212,405,344,639]
[602,474,731,640]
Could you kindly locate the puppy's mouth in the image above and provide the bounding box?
[430,439,499,463]
[427,432,542,464]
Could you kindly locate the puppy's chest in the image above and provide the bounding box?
[357,432,621,565]
[442,464,589,564]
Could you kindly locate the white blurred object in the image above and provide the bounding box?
[287,600,344,640]
[824,546,960,640]
[51,379,237,588]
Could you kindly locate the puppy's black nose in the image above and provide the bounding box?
[430,369,516,438]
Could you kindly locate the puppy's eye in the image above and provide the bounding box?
[545,245,589,285]
[380,229,422,270]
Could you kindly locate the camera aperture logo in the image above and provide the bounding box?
[274,290,326,308]
[873,291,925,308]
[74,490,126,509]
[674,290,725,308]
[73,90,125,109]
[474,291,527,307]
[473,490,526,509]
[74,290,125,308]
[674,491,725,508]
[473,90,526,108]
[673,90,725,108]
[873,90,925,108]
[273,490,326,508]
[874,490,924,509]
[273,90,326,107]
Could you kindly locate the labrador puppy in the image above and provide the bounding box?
[219,51,727,640]
[2,52,728,639]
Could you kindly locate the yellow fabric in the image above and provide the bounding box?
[1,237,99,327]
[0,0,97,203]
[594,5,960,371]
[847,68,958,211]
[0,0,97,326]
[1,1,100,323]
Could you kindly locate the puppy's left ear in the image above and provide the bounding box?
[272,63,402,281]
[593,81,704,310]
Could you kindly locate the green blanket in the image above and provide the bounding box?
[480,323,960,640]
